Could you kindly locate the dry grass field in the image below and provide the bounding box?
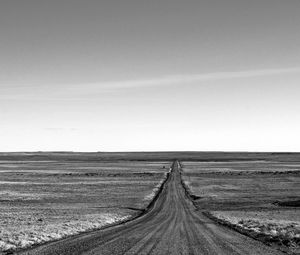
[182,161,300,254]
[1,152,300,254]
[0,158,169,253]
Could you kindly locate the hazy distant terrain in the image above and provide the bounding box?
[1,151,300,162]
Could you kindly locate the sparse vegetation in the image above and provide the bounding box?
[207,210,300,254]
[182,160,300,254]
[0,159,169,252]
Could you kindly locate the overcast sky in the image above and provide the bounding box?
[1,0,300,152]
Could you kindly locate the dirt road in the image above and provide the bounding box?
[18,161,283,255]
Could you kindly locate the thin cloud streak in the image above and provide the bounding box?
[1,67,300,100]
[97,67,300,89]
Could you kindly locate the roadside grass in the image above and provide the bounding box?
[0,212,130,252]
[182,161,300,254]
[0,160,169,253]
[206,210,300,254]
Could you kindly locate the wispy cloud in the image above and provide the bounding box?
[44,127,78,132]
[1,67,300,100]
[96,67,300,89]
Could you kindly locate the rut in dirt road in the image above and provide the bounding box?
[18,161,284,255]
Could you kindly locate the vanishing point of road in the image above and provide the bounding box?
[19,161,283,255]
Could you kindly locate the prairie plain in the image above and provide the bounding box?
[181,161,300,254]
[1,152,300,255]
[0,156,169,253]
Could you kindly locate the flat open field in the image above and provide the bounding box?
[17,161,284,255]
[182,161,300,254]
[1,152,300,255]
[0,158,169,253]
